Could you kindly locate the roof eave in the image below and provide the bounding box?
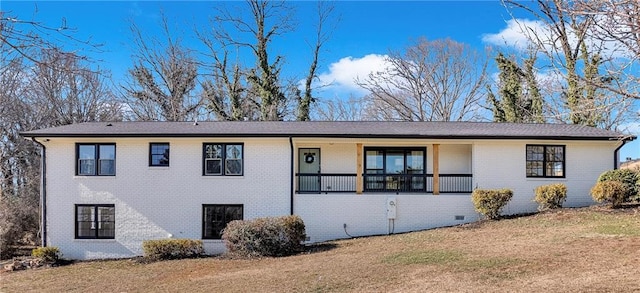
[20,132,628,141]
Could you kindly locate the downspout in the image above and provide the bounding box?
[31,138,47,247]
[289,137,294,215]
[613,138,632,169]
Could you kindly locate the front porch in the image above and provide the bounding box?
[294,141,473,195]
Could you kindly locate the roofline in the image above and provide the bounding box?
[20,132,632,141]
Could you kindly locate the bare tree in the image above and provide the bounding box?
[207,0,294,121]
[122,14,202,121]
[570,0,640,59]
[28,48,122,125]
[1,10,99,68]
[567,0,640,99]
[357,38,488,122]
[198,27,259,121]
[203,0,335,121]
[314,95,367,121]
[503,0,637,128]
[1,10,119,256]
[296,1,336,121]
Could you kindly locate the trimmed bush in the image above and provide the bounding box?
[31,246,61,263]
[591,181,627,208]
[142,239,204,261]
[471,189,513,220]
[222,215,306,258]
[534,183,567,211]
[597,169,639,202]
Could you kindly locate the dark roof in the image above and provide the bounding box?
[20,121,635,141]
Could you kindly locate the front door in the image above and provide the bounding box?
[298,148,320,193]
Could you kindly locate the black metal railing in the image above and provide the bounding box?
[296,173,357,193]
[427,174,473,193]
[296,173,472,194]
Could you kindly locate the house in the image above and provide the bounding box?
[21,121,634,260]
[621,159,640,170]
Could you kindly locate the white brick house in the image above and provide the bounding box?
[21,121,634,259]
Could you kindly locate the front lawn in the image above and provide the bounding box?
[2,206,639,292]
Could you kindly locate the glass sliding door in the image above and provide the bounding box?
[364,147,426,192]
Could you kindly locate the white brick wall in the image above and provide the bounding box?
[295,193,478,243]
[45,137,291,259]
[472,140,619,214]
[296,139,620,243]
[43,137,620,259]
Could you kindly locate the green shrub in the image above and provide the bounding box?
[591,181,627,208]
[597,169,639,202]
[534,183,567,211]
[32,246,61,263]
[471,189,513,220]
[142,239,204,261]
[222,215,306,258]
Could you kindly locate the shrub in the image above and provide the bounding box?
[222,215,306,258]
[597,169,639,202]
[0,196,39,260]
[471,189,513,220]
[142,239,204,261]
[534,183,567,211]
[32,246,61,263]
[591,181,627,208]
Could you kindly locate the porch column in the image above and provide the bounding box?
[433,144,440,195]
[356,143,363,194]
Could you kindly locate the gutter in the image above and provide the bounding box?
[19,132,627,141]
[31,138,47,247]
[289,137,294,215]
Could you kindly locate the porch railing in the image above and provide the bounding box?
[296,173,472,194]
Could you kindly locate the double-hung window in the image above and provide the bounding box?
[202,204,243,239]
[526,145,565,178]
[149,143,170,167]
[76,143,116,176]
[203,143,243,176]
[75,204,115,239]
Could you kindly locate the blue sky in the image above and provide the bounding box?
[4,1,638,159]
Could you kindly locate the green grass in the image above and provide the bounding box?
[594,222,640,236]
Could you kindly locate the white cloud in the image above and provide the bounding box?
[314,54,391,97]
[482,19,549,51]
[483,18,630,58]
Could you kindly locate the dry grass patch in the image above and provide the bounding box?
[2,206,640,292]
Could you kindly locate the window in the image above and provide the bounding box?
[203,143,243,176]
[75,204,115,239]
[526,145,565,178]
[149,143,170,167]
[202,204,243,239]
[76,143,115,176]
[364,147,426,192]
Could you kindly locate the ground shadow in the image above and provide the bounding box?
[303,242,338,254]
